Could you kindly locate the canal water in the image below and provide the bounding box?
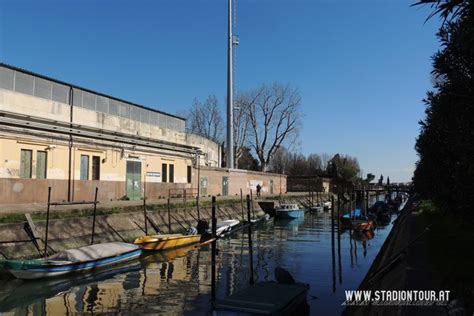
[0,196,399,316]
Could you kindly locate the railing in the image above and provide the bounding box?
[168,188,199,202]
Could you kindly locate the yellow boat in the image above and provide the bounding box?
[133,234,201,251]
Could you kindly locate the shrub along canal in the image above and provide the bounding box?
[0,196,398,315]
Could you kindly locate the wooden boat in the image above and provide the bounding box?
[352,219,375,232]
[340,209,375,232]
[340,208,362,227]
[275,203,304,219]
[214,281,309,315]
[134,233,201,251]
[323,201,332,210]
[309,205,324,213]
[0,242,141,280]
[212,219,240,236]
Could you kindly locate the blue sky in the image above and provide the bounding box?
[0,0,440,182]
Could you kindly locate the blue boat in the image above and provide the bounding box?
[0,242,141,280]
[275,203,305,219]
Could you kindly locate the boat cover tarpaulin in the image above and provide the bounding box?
[342,208,362,219]
[47,242,140,263]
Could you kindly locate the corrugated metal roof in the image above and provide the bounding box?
[0,62,186,121]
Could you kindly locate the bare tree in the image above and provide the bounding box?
[233,94,251,168]
[243,82,302,171]
[307,153,322,175]
[268,146,290,174]
[320,153,331,172]
[188,95,224,141]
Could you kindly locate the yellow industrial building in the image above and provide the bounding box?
[0,63,286,204]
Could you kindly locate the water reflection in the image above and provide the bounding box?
[0,195,400,316]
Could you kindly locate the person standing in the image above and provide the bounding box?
[256,184,262,197]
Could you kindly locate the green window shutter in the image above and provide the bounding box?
[92,156,100,180]
[187,165,192,184]
[169,164,174,183]
[162,163,167,183]
[20,149,32,178]
[80,155,89,180]
[36,151,47,179]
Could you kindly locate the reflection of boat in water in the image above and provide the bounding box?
[0,242,141,280]
[134,234,201,251]
[274,217,305,227]
[351,229,374,241]
[275,203,305,219]
[141,243,198,264]
[0,260,141,313]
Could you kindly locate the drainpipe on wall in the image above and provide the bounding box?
[67,87,74,202]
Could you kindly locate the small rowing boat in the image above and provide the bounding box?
[275,203,305,219]
[351,219,375,232]
[310,205,324,213]
[134,233,201,251]
[0,242,141,280]
[213,219,240,236]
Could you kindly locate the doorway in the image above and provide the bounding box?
[126,161,142,200]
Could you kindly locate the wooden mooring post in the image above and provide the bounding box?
[167,198,171,233]
[240,189,244,222]
[331,194,336,292]
[211,196,217,302]
[143,195,148,236]
[90,187,99,245]
[44,187,52,257]
[196,196,200,221]
[247,194,254,285]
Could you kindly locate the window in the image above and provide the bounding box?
[187,165,192,184]
[80,155,89,180]
[20,149,32,178]
[169,164,174,183]
[36,151,47,179]
[92,156,100,180]
[162,163,167,183]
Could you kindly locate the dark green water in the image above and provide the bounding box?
[0,198,399,315]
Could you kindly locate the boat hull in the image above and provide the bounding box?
[275,210,305,219]
[2,248,141,280]
[352,220,375,232]
[134,234,201,251]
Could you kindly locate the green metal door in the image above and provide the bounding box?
[200,177,208,196]
[222,176,229,196]
[269,179,274,194]
[126,161,142,200]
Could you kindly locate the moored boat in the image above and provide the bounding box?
[213,219,240,236]
[310,205,324,213]
[351,219,375,232]
[134,233,201,251]
[0,242,141,280]
[340,208,375,232]
[275,203,305,219]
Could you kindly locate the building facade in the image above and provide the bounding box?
[0,64,285,203]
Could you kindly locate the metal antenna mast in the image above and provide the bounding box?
[226,0,234,169]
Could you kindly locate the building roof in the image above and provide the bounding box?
[0,62,186,121]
